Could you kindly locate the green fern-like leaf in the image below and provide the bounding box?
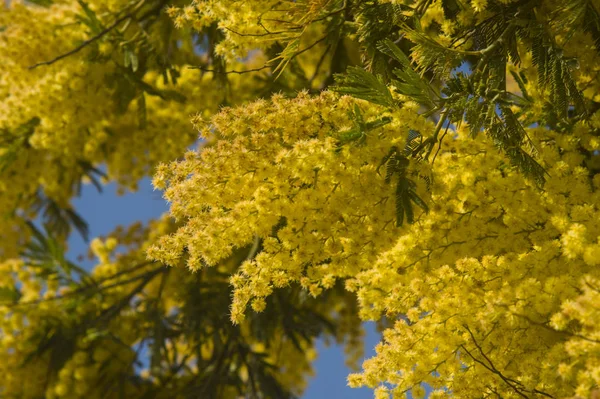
[354,2,404,78]
[336,105,392,149]
[552,0,600,53]
[403,129,423,156]
[333,67,396,108]
[377,39,436,107]
[0,117,40,173]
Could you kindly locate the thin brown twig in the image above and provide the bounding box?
[424,110,448,160]
[29,13,133,69]
[462,325,555,399]
[7,261,159,307]
[29,0,168,69]
[189,65,272,75]
[223,25,300,37]
[431,123,451,165]
[308,43,332,85]
[460,344,529,399]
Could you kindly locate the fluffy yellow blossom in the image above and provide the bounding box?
[151,87,600,397]
[0,1,269,258]
[5,0,600,397]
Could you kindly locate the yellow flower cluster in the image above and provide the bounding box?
[5,0,600,397]
[551,276,600,397]
[148,91,433,320]
[151,87,600,396]
[169,0,286,60]
[167,0,342,62]
[345,121,600,397]
[167,0,346,91]
[380,0,600,107]
[0,1,267,258]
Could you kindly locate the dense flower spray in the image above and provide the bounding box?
[3,0,600,397]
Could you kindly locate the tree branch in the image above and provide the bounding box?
[190,65,272,75]
[29,0,168,69]
[462,325,555,398]
[29,13,133,69]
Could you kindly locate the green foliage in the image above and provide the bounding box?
[336,104,392,148]
[0,286,22,303]
[353,1,404,78]
[0,117,40,173]
[377,39,436,108]
[13,240,349,398]
[108,66,186,115]
[530,35,586,120]
[329,0,597,188]
[553,0,600,52]
[378,144,429,226]
[5,0,600,397]
[404,26,464,78]
[76,0,104,35]
[22,222,88,282]
[332,66,396,107]
[441,72,548,185]
[32,194,90,241]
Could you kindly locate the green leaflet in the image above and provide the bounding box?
[332,67,396,108]
[377,39,436,108]
[336,104,392,149]
[0,117,40,174]
[22,222,90,283]
[0,286,22,304]
[378,146,429,227]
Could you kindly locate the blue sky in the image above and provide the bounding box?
[67,177,381,398]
